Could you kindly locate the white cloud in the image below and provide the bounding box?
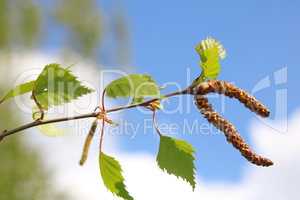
[0,51,120,199]
[115,110,300,200]
[3,52,299,200]
[31,105,300,200]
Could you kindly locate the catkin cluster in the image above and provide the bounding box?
[194,80,270,117]
[80,119,98,166]
[193,80,273,167]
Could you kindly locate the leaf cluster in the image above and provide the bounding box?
[0,37,229,200]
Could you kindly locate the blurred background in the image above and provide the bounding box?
[0,0,130,199]
[0,0,299,200]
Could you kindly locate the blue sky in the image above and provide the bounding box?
[105,0,299,183]
[41,0,299,183]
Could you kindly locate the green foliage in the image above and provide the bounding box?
[18,1,41,46]
[106,74,160,100]
[0,88,69,200]
[0,0,41,49]
[157,136,196,190]
[32,107,65,137]
[0,0,105,56]
[131,96,145,104]
[33,63,93,110]
[0,0,10,48]
[99,153,133,200]
[0,36,231,197]
[0,64,93,110]
[195,37,226,80]
[0,81,35,104]
[54,0,103,56]
[0,137,68,200]
[36,123,65,137]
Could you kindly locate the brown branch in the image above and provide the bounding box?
[0,112,99,142]
[0,80,273,168]
[0,87,190,142]
[106,88,190,113]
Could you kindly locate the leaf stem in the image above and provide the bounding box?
[99,119,105,153]
[152,110,162,137]
[99,89,107,153]
[31,89,45,120]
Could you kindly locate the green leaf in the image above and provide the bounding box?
[195,37,226,80]
[106,74,160,100]
[99,153,134,200]
[36,123,65,137]
[131,96,144,104]
[0,81,35,104]
[157,136,196,190]
[33,63,93,110]
[32,107,65,137]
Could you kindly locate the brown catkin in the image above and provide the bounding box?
[194,95,273,167]
[79,119,98,166]
[194,80,270,118]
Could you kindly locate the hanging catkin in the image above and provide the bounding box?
[193,80,270,118]
[79,119,98,166]
[194,95,273,167]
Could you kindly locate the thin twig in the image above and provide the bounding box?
[0,87,191,142]
[106,87,190,113]
[0,112,99,141]
[101,89,106,111]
